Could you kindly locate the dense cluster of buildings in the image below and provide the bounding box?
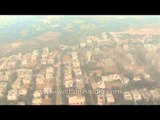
[0,31,160,105]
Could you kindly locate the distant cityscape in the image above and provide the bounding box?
[1,30,160,105]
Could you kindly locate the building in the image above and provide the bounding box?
[36,77,45,84]
[64,68,72,80]
[140,88,151,102]
[72,59,80,68]
[73,68,82,76]
[106,93,115,104]
[150,89,160,102]
[97,94,105,105]
[86,51,92,62]
[80,42,86,48]
[102,32,107,40]
[91,82,98,90]
[102,74,121,82]
[68,95,86,105]
[64,79,74,88]
[32,97,42,105]
[12,79,22,89]
[41,59,47,65]
[44,87,52,94]
[123,91,133,101]
[76,79,84,89]
[21,60,28,66]
[19,89,27,96]
[33,90,42,98]
[72,51,78,60]
[0,82,7,97]
[133,76,141,81]
[22,78,31,84]
[46,67,54,73]
[121,77,130,85]
[17,102,25,105]
[97,81,105,89]
[47,58,54,64]
[130,90,142,102]
[143,73,152,81]
[7,89,18,101]
[45,72,53,79]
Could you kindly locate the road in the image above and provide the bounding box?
[55,54,62,105]
[82,62,95,105]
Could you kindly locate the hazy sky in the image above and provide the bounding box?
[0,15,160,43]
